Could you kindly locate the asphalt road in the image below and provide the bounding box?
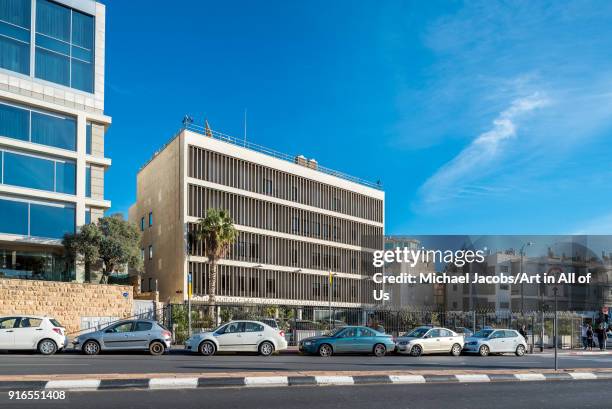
[1,380,611,409]
[0,350,611,376]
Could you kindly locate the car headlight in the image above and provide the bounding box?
[303,341,313,346]
[465,341,477,346]
[398,341,408,346]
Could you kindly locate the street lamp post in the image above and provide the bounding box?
[188,272,192,338]
[328,271,335,329]
[553,286,558,371]
[519,242,534,315]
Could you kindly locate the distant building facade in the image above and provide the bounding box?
[383,237,441,309]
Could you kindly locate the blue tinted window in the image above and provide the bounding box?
[0,0,30,75]
[36,0,69,41]
[30,203,75,239]
[31,110,76,150]
[86,123,92,154]
[71,58,93,92]
[35,0,94,93]
[148,212,153,227]
[85,166,91,197]
[35,47,70,86]
[140,217,144,231]
[0,198,28,235]
[0,102,76,151]
[0,0,31,27]
[0,103,29,141]
[3,151,54,191]
[71,11,93,49]
[85,208,91,225]
[55,160,76,195]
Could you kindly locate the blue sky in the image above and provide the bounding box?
[104,0,612,235]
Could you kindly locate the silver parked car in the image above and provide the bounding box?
[72,320,172,356]
[463,329,527,356]
[395,326,464,356]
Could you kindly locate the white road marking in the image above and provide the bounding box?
[315,376,354,385]
[244,377,289,387]
[455,374,490,382]
[569,372,598,380]
[149,377,199,389]
[514,373,546,381]
[389,375,426,383]
[45,380,100,390]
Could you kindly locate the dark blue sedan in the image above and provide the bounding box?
[298,326,395,357]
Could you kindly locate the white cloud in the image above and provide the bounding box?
[418,93,548,205]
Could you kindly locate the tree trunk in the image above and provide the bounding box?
[99,272,109,284]
[209,262,217,322]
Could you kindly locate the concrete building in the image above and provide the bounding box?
[129,124,384,307]
[0,0,110,282]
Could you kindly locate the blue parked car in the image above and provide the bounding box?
[298,326,395,357]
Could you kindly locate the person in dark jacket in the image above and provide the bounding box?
[519,325,528,339]
[586,324,594,351]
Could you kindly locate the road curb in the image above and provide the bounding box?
[1,371,611,392]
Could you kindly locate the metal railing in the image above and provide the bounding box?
[161,303,599,348]
[181,122,383,190]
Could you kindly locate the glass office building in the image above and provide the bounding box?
[0,0,110,282]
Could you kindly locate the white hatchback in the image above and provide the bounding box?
[185,320,288,356]
[0,316,67,355]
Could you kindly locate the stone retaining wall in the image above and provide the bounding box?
[0,278,133,335]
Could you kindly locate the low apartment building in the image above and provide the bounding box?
[0,0,111,282]
[129,124,384,308]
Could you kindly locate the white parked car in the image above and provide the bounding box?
[185,320,288,356]
[0,316,67,355]
[395,326,464,356]
[463,329,527,356]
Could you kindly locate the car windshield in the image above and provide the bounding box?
[403,327,430,338]
[328,327,346,337]
[472,329,494,338]
[212,324,228,333]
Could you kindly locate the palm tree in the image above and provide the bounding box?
[193,209,238,320]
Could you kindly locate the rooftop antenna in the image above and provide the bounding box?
[182,115,193,127]
[204,118,212,137]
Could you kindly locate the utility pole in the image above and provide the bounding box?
[328,271,334,329]
[519,242,534,315]
[553,286,558,371]
[188,272,192,338]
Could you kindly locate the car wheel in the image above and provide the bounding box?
[82,340,100,356]
[149,341,165,356]
[410,344,423,357]
[318,344,333,357]
[37,339,57,356]
[199,340,216,356]
[479,345,490,357]
[450,343,462,356]
[259,341,274,356]
[373,343,386,357]
[515,344,526,356]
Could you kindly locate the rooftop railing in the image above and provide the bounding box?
[181,122,383,190]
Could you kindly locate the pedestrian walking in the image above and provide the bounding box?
[598,322,606,351]
[519,325,527,339]
[600,322,608,351]
[580,323,588,350]
[586,324,594,351]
